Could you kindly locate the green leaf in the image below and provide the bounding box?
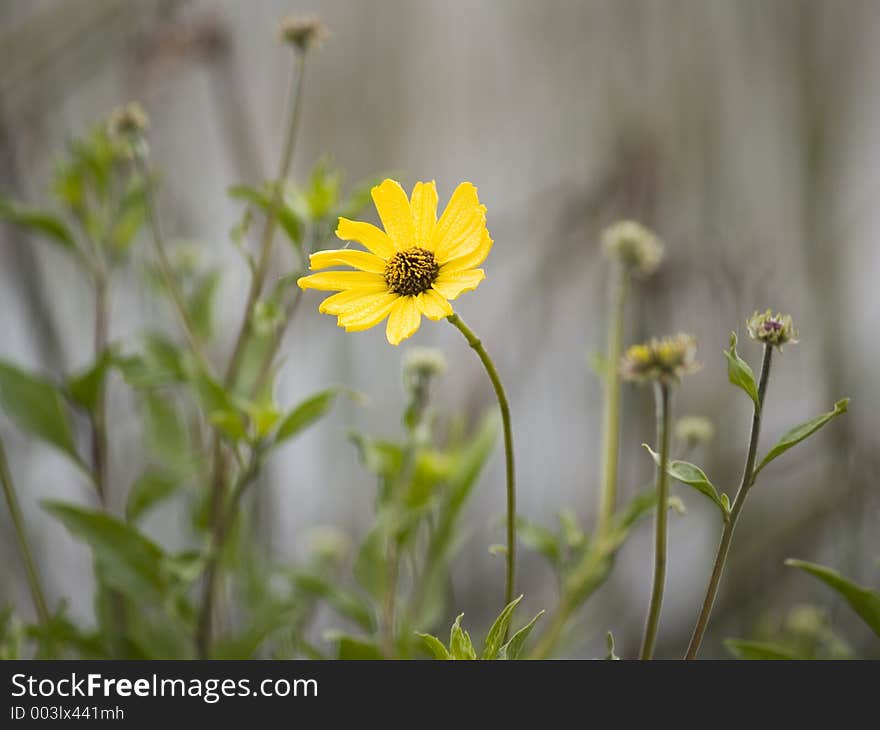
[498,610,545,660]
[66,350,113,413]
[0,198,79,256]
[723,331,758,405]
[275,388,346,446]
[292,573,375,632]
[516,517,561,566]
[754,399,849,477]
[449,614,476,660]
[325,632,384,660]
[0,361,82,467]
[188,270,221,342]
[416,632,451,660]
[643,444,728,518]
[43,501,167,602]
[482,595,523,659]
[785,559,880,637]
[725,638,803,660]
[228,183,303,248]
[126,469,180,523]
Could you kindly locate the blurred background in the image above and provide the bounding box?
[0,0,877,658]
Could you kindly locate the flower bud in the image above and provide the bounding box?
[746,309,798,349]
[278,14,328,51]
[107,102,149,139]
[601,220,664,277]
[621,333,700,385]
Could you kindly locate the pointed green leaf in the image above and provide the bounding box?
[275,388,346,446]
[643,444,728,517]
[482,595,523,659]
[498,610,545,660]
[126,469,180,523]
[449,614,476,660]
[723,331,758,405]
[43,501,167,602]
[66,350,113,414]
[0,361,82,467]
[416,632,451,660]
[725,638,803,660]
[754,399,849,476]
[0,199,79,256]
[785,559,880,637]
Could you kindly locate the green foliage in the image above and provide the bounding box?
[753,399,850,477]
[726,603,854,660]
[785,560,880,637]
[416,597,544,660]
[643,444,728,519]
[723,331,758,405]
[0,361,84,469]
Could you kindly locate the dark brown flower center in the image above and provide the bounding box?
[384,247,439,296]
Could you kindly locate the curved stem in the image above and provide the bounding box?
[0,435,50,627]
[640,382,671,659]
[597,267,628,536]
[447,313,516,609]
[685,343,773,659]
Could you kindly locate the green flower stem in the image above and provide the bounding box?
[91,269,109,506]
[0,435,51,628]
[640,382,671,659]
[685,343,773,659]
[597,266,628,536]
[447,313,516,609]
[224,47,307,387]
[196,448,263,659]
[198,47,308,659]
[135,155,211,373]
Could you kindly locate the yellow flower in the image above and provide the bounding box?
[298,179,492,345]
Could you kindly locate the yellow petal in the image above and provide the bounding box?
[298,271,386,292]
[438,229,493,273]
[371,179,414,251]
[318,286,390,315]
[338,292,399,332]
[431,269,485,300]
[336,217,396,259]
[431,182,487,264]
[410,181,438,250]
[385,296,422,345]
[416,289,453,320]
[309,249,387,273]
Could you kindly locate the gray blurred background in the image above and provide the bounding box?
[1,0,877,658]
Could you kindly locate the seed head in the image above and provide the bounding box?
[746,309,798,349]
[621,333,700,385]
[107,102,149,139]
[278,14,328,51]
[601,220,664,277]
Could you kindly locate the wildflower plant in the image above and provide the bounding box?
[0,11,859,664]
